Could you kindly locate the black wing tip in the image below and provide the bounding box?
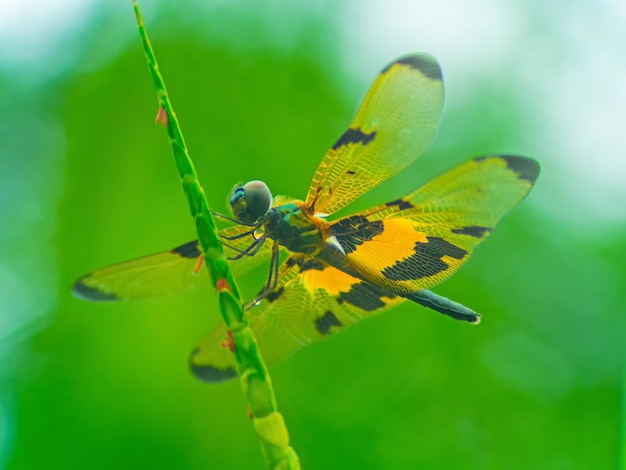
[474,155,540,184]
[382,53,442,81]
[500,155,541,184]
[72,277,119,302]
[170,240,201,259]
[189,349,237,383]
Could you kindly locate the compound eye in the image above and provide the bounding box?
[229,180,272,224]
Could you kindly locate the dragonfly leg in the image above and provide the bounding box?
[244,242,280,310]
[261,242,279,292]
[226,235,267,261]
[262,243,280,292]
[269,242,280,290]
[219,226,259,241]
[211,210,256,226]
[221,241,244,254]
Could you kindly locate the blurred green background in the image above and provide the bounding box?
[1,0,625,468]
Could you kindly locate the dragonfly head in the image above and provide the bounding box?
[229,180,272,224]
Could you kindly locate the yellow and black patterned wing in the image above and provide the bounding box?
[305,53,444,216]
[189,254,406,382]
[73,224,271,301]
[326,155,540,295]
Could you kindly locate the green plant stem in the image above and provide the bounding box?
[132,2,300,468]
[620,362,626,470]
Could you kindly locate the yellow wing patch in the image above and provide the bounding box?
[190,254,405,382]
[327,155,540,295]
[305,53,444,215]
[329,218,467,294]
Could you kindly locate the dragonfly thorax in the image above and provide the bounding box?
[229,180,273,224]
[263,201,328,255]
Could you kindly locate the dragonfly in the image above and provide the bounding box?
[73,53,540,383]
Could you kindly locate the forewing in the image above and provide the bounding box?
[305,53,444,215]
[73,225,272,301]
[328,155,540,294]
[190,255,406,382]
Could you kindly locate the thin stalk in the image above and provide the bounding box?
[618,365,626,470]
[132,3,300,468]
